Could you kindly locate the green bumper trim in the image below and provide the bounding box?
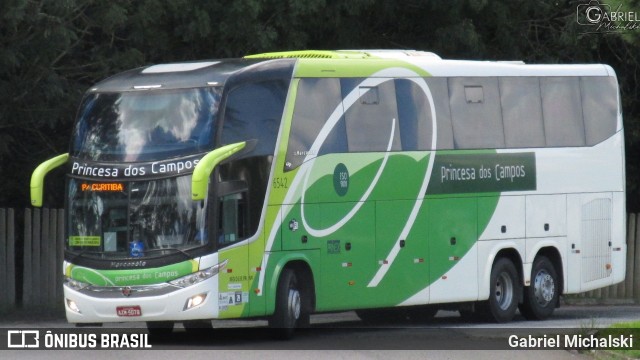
[30,153,69,207]
[192,142,246,200]
[66,260,199,286]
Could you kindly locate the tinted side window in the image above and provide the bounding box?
[541,77,585,147]
[220,80,288,243]
[222,80,288,155]
[449,77,505,149]
[500,77,546,148]
[395,79,433,151]
[340,78,401,152]
[285,78,346,171]
[581,76,618,145]
[424,78,454,150]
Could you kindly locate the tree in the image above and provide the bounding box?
[1,0,639,210]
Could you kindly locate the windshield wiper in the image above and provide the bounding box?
[143,247,192,260]
[69,249,106,262]
[68,246,193,261]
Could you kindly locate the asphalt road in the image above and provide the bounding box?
[2,305,639,359]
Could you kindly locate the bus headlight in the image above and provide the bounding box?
[170,259,228,288]
[64,277,90,291]
[66,299,81,314]
[184,293,207,310]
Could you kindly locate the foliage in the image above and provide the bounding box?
[598,321,640,356]
[0,0,639,210]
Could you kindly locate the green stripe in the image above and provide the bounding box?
[67,260,197,286]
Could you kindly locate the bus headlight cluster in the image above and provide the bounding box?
[64,277,90,291]
[170,259,228,288]
[66,299,81,314]
[184,293,207,310]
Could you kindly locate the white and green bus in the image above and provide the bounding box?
[31,50,626,336]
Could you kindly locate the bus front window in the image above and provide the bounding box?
[72,87,222,162]
[67,176,207,258]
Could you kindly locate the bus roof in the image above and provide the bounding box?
[88,50,616,93]
[247,50,616,78]
[88,58,296,92]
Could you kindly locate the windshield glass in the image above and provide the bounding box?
[72,87,222,162]
[67,176,207,258]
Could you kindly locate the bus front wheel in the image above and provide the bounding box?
[481,257,520,323]
[519,256,559,320]
[269,268,308,339]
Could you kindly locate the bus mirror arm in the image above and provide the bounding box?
[236,138,258,156]
[191,141,247,201]
[30,153,69,207]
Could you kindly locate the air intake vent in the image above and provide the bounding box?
[581,198,612,283]
[245,50,371,59]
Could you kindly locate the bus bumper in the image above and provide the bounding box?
[63,276,220,323]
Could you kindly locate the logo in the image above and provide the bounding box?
[576,0,640,33]
[577,0,610,25]
[109,260,147,268]
[333,163,350,197]
[129,240,144,258]
[288,219,299,232]
[121,286,133,297]
[7,330,39,348]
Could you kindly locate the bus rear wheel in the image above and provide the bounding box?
[269,268,308,339]
[519,256,559,320]
[481,257,520,323]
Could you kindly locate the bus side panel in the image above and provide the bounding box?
[611,191,627,285]
[245,205,281,317]
[316,201,376,311]
[376,199,429,307]
[427,197,479,303]
[478,196,525,241]
[525,195,567,239]
[217,242,249,319]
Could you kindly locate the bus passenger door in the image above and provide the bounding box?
[215,183,251,319]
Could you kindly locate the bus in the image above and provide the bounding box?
[31,50,626,337]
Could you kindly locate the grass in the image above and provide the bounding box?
[596,321,640,358]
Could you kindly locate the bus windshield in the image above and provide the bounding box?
[66,176,208,258]
[72,87,222,162]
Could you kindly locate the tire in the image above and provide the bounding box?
[269,268,306,340]
[480,257,521,323]
[519,256,559,320]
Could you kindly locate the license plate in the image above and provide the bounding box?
[116,306,142,317]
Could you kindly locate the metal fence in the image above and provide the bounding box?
[1,208,639,310]
[22,208,65,310]
[0,209,16,309]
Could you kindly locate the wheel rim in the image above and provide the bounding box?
[533,269,555,307]
[288,288,301,322]
[495,271,514,310]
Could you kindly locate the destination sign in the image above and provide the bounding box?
[68,153,205,180]
[80,183,124,192]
